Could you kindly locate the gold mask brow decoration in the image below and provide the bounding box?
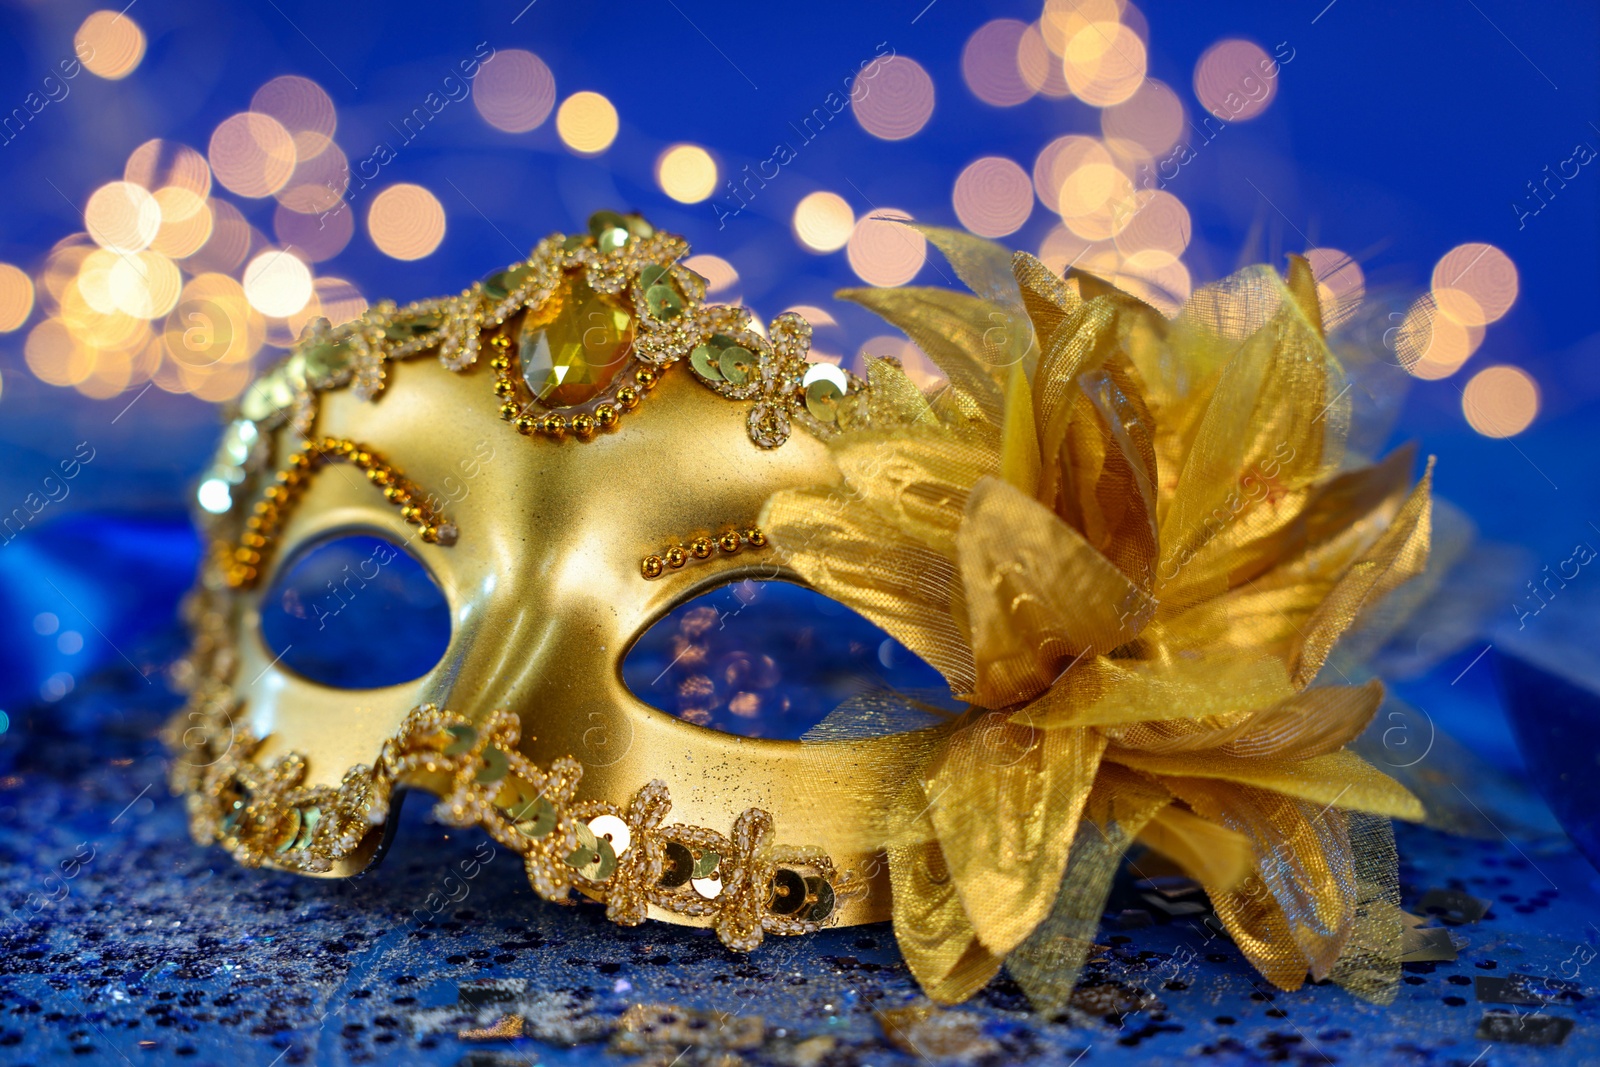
[220,436,457,590]
[641,527,768,580]
[166,700,842,948]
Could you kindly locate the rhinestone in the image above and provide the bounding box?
[519,276,635,408]
[588,814,631,855]
[659,842,694,888]
[767,868,807,916]
[435,522,459,546]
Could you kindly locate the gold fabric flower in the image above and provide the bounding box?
[763,230,1431,1009]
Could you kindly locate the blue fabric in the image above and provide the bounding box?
[3,513,1600,1065]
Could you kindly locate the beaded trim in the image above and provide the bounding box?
[166,700,840,951]
[641,526,768,580]
[217,436,456,590]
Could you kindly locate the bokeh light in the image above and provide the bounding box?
[314,277,368,326]
[243,251,313,318]
[109,251,182,319]
[1394,294,1483,380]
[1062,21,1147,107]
[1101,79,1185,159]
[209,113,297,198]
[75,11,145,80]
[953,156,1034,238]
[683,254,739,296]
[1113,189,1190,259]
[1462,365,1539,437]
[1431,242,1518,326]
[274,199,353,262]
[183,199,254,274]
[367,184,446,260]
[0,263,37,332]
[276,142,349,215]
[1303,248,1365,330]
[1194,39,1278,122]
[84,181,160,253]
[473,49,557,133]
[656,145,718,204]
[852,56,935,141]
[847,211,925,287]
[962,19,1035,107]
[125,140,212,198]
[250,76,338,160]
[1017,22,1072,99]
[556,91,619,155]
[793,192,855,253]
[149,187,214,259]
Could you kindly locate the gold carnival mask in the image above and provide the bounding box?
[169,214,1435,1011]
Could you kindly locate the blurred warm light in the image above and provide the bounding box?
[682,254,738,295]
[1101,79,1184,159]
[185,359,253,402]
[109,251,181,319]
[209,113,298,198]
[84,181,160,253]
[183,199,254,274]
[314,277,367,326]
[243,251,313,318]
[1039,0,1122,54]
[367,184,445,260]
[847,211,925,288]
[1114,189,1190,258]
[656,145,718,204]
[251,76,338,160]
[276,142,350,215]
[1113,250,1191,316]
[1303,248,1365,331]
[852,56,936,141]
[165,273,261,368]
[1463,365,1539,438]
[41,237,96,303]
[793,192,855,253]
[1431,242,1518,326]
[1033,135,1107,214]
[1194,39,1278,121]
[1395,295,1483,380]
[474,49,557,133]
[953,156,1033,238]
[26,320,94,386]
[858,334,943,388]
[783,304,838,329]
[149,187,214,258]
[962,19,1035,107]
[1062,21,1146,107]
[125,140,212,198]
[1017,22,1072,98]
[0,264,35,332]
[274,200,352,262]
[76,11,145,80]
[1039,223,1116,276]
[556,91,619,155]
[74,248,122,315]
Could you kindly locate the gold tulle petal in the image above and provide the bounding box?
[1136,804,1254,892]
[888,839,1003,1003]
[924,719,1105,955]
[1108,749,1424,822]
[959,478,1155,707]
[1102,679,1384,760]
[763,485,978,696]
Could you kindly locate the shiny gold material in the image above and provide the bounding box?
[763,227,1433,1006]
[642,526,767,580]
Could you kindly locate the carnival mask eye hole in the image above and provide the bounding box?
[257,533,451,689]
[622,580,948,739]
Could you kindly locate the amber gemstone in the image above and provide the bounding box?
[519,276,634,408]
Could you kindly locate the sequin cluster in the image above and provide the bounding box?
[166,700,840,951]
[193,211,872,529]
